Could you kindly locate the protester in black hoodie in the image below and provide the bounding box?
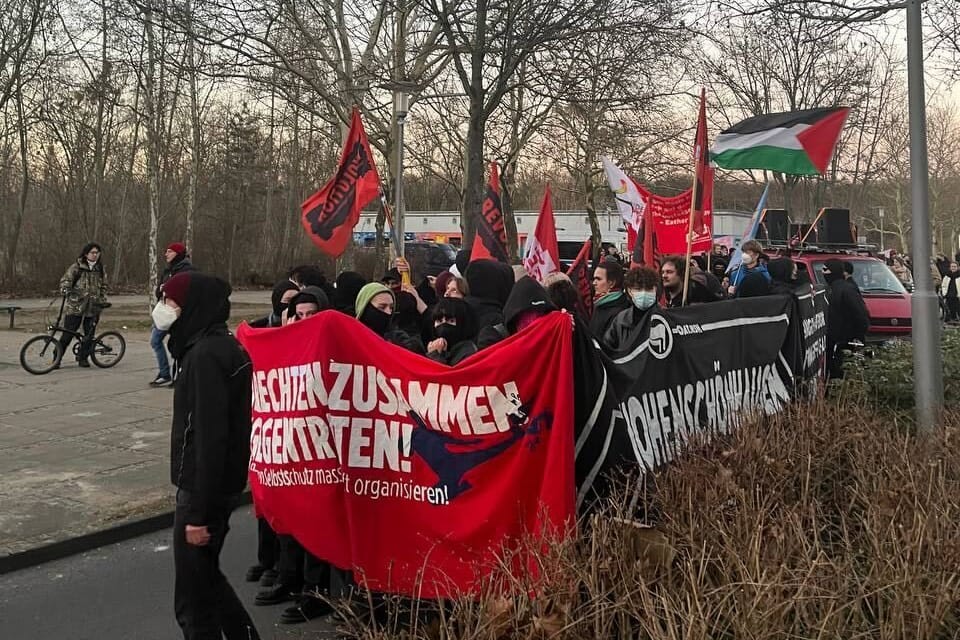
[479,276,558,348]
[766,258,798,296]
[427,298,478,365]
[822,259,869,379]
[465,259,515,348]
[155,271,260,640]
[249,280,300,328]
[333,271,368,315]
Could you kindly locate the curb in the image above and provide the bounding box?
[0,492,252,576]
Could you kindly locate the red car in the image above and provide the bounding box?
[777,251,912,341]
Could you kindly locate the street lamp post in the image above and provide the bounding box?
[878,207,885,251]
[906,0,943,429]
[394,91,409,260]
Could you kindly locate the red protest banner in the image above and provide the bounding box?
[633,185,712,255]
[236,312,575,598]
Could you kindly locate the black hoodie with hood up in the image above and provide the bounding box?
[168,273,252,524]
[823,258,869,344]
[766,258,797,296]
[465,259,515,345]
[478,276,557,349]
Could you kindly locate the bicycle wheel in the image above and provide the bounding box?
[91,331,126,368]
[20,335,62,375]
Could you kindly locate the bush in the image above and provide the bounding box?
[840,329,960,417]
[331,401,960,639]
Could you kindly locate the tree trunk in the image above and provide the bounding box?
[461,103,485,250]
[185,0,200,255]
[5,79,29,286]
[144,5,161,303]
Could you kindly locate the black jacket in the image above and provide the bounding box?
[156,257,194,300]
[428,340,478,366]
[826,274,869,344]
[589,291,631,338]
[169,274,252,524]
[602,303,657,351]
[477,276,557,349]
[465,259,515,342]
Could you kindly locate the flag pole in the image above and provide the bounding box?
[683,87,707,306]
[681,184,697,306]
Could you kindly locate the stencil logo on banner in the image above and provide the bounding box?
[649,315,674,359]
[406,393,553,501]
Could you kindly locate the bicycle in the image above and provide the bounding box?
[19,294,126,375]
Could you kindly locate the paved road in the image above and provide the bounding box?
[0,506,335,639]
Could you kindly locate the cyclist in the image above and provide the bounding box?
[57,243,108,368]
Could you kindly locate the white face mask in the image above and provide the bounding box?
[152,301,179,331]
[631,290,657,310]
[742,253,755,266]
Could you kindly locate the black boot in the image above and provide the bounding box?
[254,583,298,606]
[278,593,334,624]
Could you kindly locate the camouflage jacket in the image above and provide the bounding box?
[59,260,108,317]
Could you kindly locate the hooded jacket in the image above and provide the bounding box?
[427,297,478,366]
[333,271,368,315]
[249,279,300,328]
[767,258,797,296]
[824,259,869,344]
[588,290,631,339]
[477,276,557,349]
[465,259,515,337]
[168,273,252,524]
[355,282,425,354]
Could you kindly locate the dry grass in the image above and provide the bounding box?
[330,400,960,640]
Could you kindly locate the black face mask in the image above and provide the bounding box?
[823,271,843,284]
[434,322,464,345]
[360,306,392,336]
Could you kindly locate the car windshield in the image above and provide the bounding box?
[437,243,457,261]
[812,260,907,293]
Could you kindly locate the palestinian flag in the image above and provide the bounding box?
[710,107,849,176]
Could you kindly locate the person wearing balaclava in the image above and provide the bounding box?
[476,276,558,350]
[249,279,299,329]
[57,242,108,369]
[427,297,477,366]
[153,272,260,640]
[603,267,660,351]
[822,258,869,379]
[355,282,425,354]
[464,259,515,348]
[333,271,368,315]
[283,286,330,324]
[150,242,195,386]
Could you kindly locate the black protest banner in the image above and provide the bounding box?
[574,296,795,511]
[794,286,829,392]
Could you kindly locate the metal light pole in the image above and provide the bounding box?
[394,91,409,260]
[878,207,885,251]
[906,0,943,429]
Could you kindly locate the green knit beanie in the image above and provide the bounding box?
[354,282,394,318]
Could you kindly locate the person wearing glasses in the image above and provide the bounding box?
[57,243,108,368]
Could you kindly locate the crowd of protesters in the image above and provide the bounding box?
[50,232,952,639]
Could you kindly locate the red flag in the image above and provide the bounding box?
[522,184,561,282]
[301,109,381,257]
[565,239,593,318]
[692,87,711,236]
[470,163,510,263]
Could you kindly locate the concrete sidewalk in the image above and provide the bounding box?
[0,328,178,556]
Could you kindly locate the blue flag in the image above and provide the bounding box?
[727,183,771,283]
